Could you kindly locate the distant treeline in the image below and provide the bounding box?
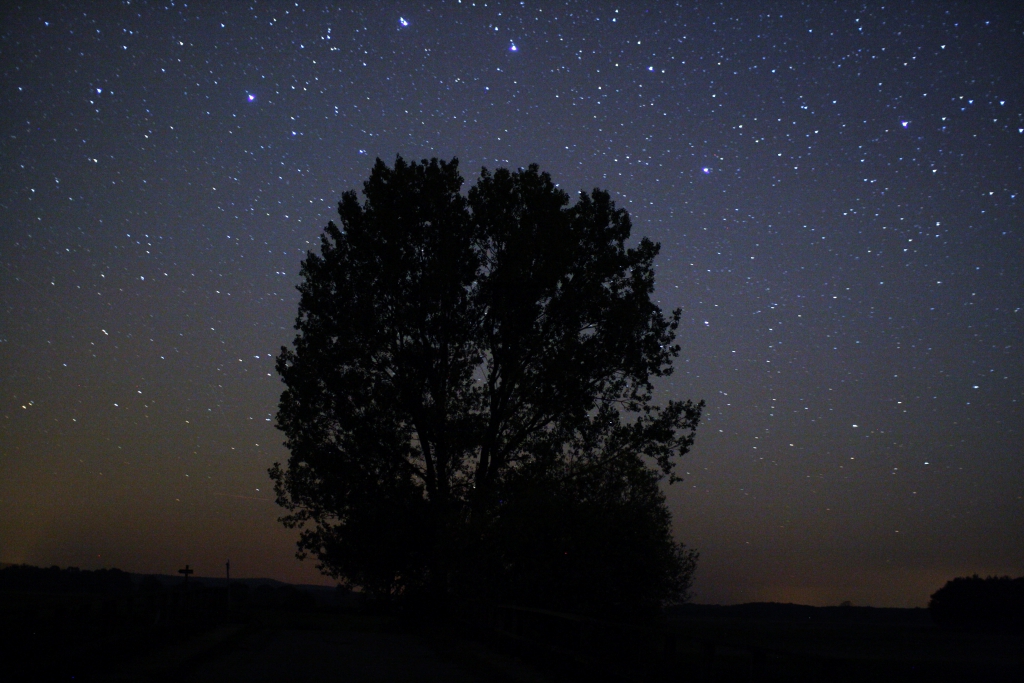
[929,575,1024,631]
[0,564,133,594]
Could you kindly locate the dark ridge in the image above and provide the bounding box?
[0,563,134,594]
[127,572,344,605]
[666,601,932,625]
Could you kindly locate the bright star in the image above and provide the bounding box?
[702,167,710,174]
[399,17,409,27]
[901,120,909,127]
[247,93,255,102]
[510,41,518,52]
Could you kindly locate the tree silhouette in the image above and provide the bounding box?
[271,156,702,612]
[929,575,1024,631]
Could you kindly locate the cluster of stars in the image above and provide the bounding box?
[0,3,1020,606]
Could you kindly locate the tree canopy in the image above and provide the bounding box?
[271,156,702,617]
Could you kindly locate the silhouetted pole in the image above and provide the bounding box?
[178,564,194,587]
[178,564,194,614]
[226,560,231,613]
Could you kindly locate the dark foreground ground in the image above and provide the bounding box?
[2,587,1021,682]
[98,617,555,683]
[663,604,1022,682]
[0,587,556,683]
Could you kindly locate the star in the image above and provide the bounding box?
[4,0,1016,611]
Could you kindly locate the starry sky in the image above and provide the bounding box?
[1,2,1022,608]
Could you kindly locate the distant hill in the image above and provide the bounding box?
[0,564,134,594]
[129,571,342,602]
[667,601,930,625]
[0,563,346,605]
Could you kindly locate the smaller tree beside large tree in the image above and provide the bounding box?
[271,156,702,617]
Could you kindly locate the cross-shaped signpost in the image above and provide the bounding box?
[178,564,194,588]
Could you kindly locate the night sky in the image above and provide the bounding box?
[2,2,1021,608]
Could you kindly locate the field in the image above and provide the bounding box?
[460,602,1022,682]
[2,582,1021,682]
[660,607,1022,682]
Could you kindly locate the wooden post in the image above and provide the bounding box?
[178,564,194,617]
[178,564,194,587]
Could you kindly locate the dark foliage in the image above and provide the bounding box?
[928,575,1024,631]
[479,449,698,620]
[271,156,702,616]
